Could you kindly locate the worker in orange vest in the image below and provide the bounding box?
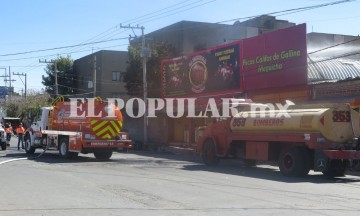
[5,123,13,146]
[16,123,25,150]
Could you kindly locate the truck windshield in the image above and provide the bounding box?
[37,109,43,122]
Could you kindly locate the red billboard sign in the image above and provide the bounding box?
[161,42,241,97]
[242,24,307,90]
[160,24,307,97]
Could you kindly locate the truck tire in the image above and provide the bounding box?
[59,139,72,159]
[94,151,113,160]
[322,159,346,177]
[278,147,308,177]
[24,136,36,154]
[202,140,219,166]
[1,143,6,150]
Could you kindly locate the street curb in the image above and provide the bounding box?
[165,146,197,155]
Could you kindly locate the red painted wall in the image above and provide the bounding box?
[161,24,308,98]
[242,24,307,90]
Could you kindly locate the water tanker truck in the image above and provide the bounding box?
[24,97,132,160]
[196,102,360,177]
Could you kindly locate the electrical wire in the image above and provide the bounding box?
[58,0,202,58]
[0,37,128,57]
[217,0,354,24]
[1,0,351,60]
[129,0,213,25]
[2,0,356,94]
[0,44,129,62]
[308,36,360,54]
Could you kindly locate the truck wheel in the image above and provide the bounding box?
[24,136,35,154]
[94,151,113,160]
[202,140,219,166]
[59,139,72,159]
[279,147,307,177]
[1,143,6,150]
[322,159,346,177]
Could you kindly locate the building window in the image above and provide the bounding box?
[112,71,126,82]
[112,71,120,81]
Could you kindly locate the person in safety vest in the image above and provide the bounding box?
[16,123,25,150]
[5,123,13,146]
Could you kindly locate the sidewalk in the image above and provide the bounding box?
[164,142,197,155]
[166,145,197,155]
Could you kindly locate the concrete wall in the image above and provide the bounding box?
[145,21,258,56]
[73,50,128,99]
[307,32,360,60]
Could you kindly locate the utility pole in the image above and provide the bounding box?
[13,72,27,99]
[1,67,16,100]
[120,24,150,146]
[39,59,58,96]
[0,67,8,87]
[93,55,97,97]
[0,67,7,83]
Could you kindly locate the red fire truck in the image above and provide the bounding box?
[196,102,360,177]
[24,97,132,160]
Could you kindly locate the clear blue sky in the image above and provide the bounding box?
[0,0,359,94]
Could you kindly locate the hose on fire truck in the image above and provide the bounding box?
[27,142,50,159]
[0,142,50,165]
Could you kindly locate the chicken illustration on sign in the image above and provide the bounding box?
[161,42,241,97]
[189,55,208,93]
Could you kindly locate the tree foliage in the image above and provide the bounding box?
[124,41,176,98]
[42,56,75,98]
[1,90,51,127]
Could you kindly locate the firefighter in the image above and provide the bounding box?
[16,123,25,150]
[5,123,13,146]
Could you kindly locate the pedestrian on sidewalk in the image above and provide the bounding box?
[16,123,25,150]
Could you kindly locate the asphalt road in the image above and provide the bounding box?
[1,138,360,216]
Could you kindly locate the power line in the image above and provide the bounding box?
[0,37,128,57]
[129,0,213,25]
[57,0,198,58]
[217,0,354,24]
[122,0,194,24]
[3,0,355,81]
[3,0,346,60]
[124,0,355,41]
[308,36,360,54]
[310,51,360,63]
[58,0,216,57]
[0,44,128,62]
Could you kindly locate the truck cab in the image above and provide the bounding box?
[0,125,6,150]
[31,107,52,132]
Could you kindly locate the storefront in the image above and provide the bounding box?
[160,24,308,147]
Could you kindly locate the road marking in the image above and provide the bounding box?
[0,158,27,165]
